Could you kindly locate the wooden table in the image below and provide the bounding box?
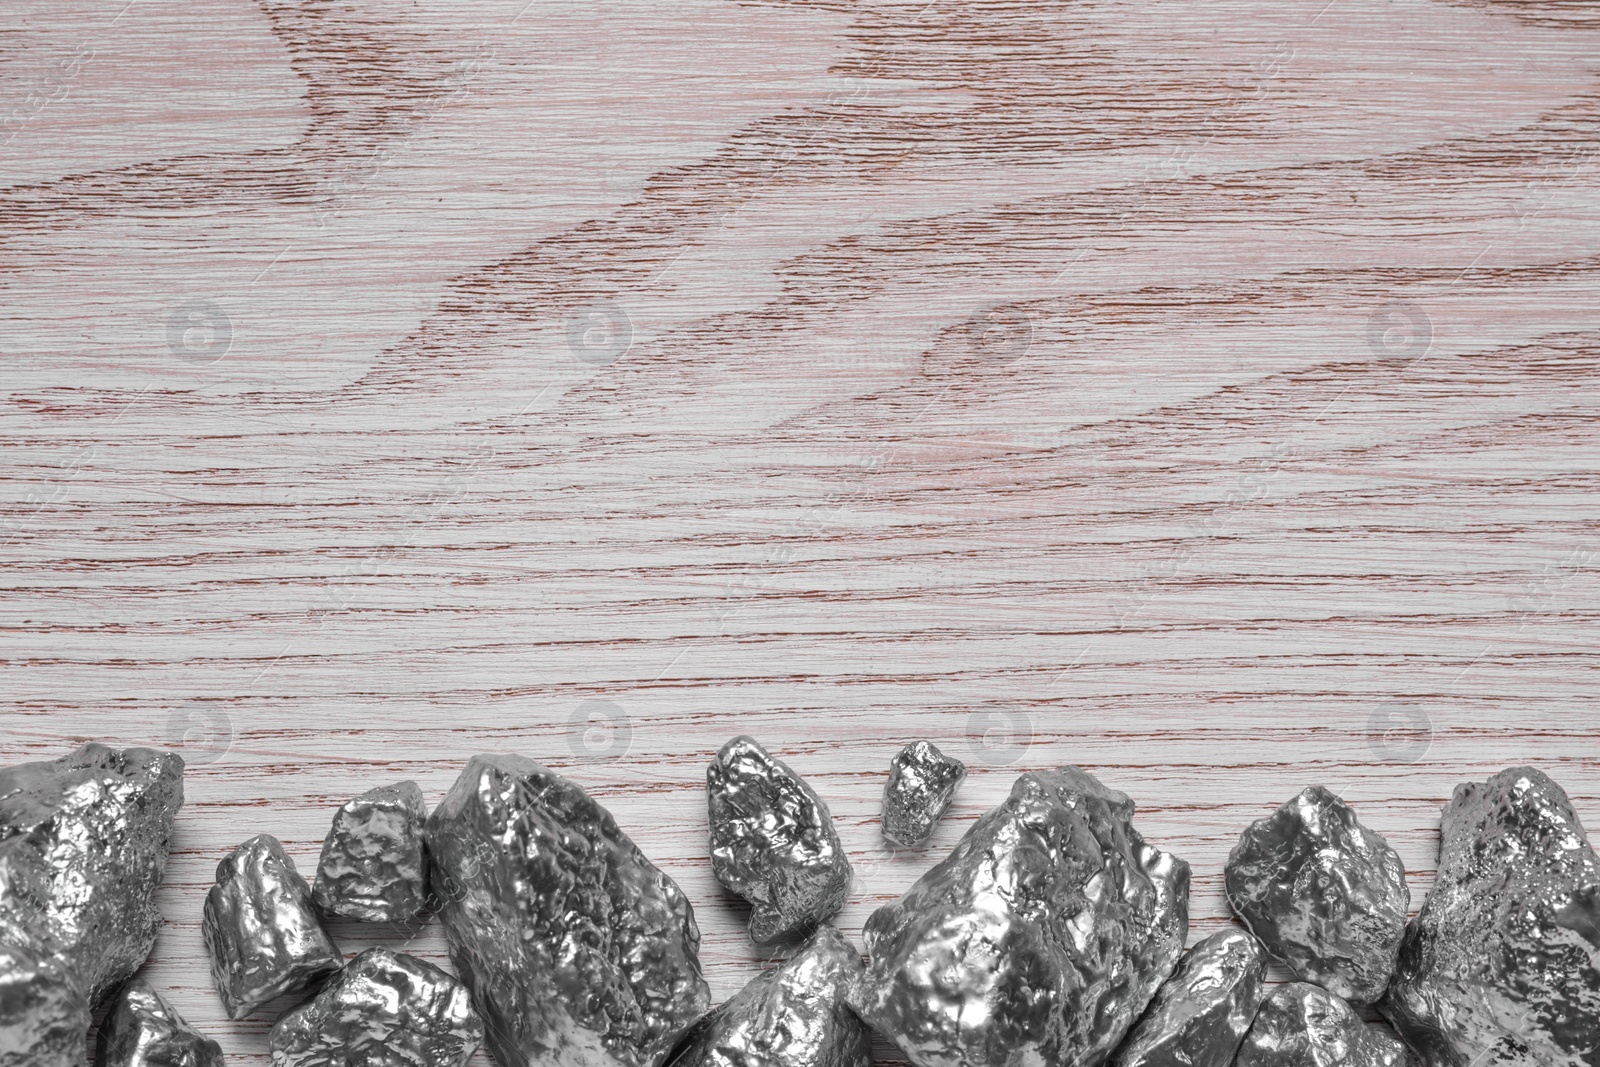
[2,0,1596,1062]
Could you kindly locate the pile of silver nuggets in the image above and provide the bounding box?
[1,735,1596,1067]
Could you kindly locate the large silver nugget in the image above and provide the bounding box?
[851,765,1191,1067]
[269,947,482,1067]
[425,754,710,1067]
[98,976,225,1067]
[0,743,184,1066]
[881,741,966,848]
[312,781,429,923]
[707,736,852,942]
[1236,983,1407,1067]
[1225,786,1408,1005]
[1110,928,1267,1067]
[665,924,870,1067]
[1380,766,1600,1067]
[202,834,343,1019]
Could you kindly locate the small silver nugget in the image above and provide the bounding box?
[202,834,342,1019]
[880,740,966,848]
[312,780,428,922]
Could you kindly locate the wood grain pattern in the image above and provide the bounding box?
[2,0,1598,1063]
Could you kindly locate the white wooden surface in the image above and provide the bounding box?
[2,0,1598,1062]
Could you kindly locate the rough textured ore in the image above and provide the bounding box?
[665,924,870,1067]
[1225,786,1409,1005]
[0,743,184,1066]
[881,741,966,849]
[98,976,225,1067]
[1381,766,1600,1067]
[312,781,429,923]
[0,943,88,1067]
[850,765,1191,1067]
[202,834,343,1020]
[269,947,482,1067]
[1236,983,1407,1067]
[425,754,710,1067]
[1110,928,1267,1067]
[707,736,852,943]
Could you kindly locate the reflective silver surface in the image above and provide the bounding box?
[1110,928,1267,1067]
[425,754,710,1067]
[98,976,224,1067]
[665,925,870,1067]
[1236,983,1407,1067]
[707,736,852,943]
[312,781,428,923]
[1381,766,1600,1067]
[201,834,342,1020]
[881,741,966,849]
[850,765,1191,1067]
[0,943,87,1067]
[1225,786,1408,1005]
[0,743,184,1066]
[269,948,482,1067]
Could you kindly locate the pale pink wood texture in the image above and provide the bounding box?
[2,0,1598,1064]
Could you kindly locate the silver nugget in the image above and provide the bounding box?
[665,924,870,1067]
[202,834,343,1019]
[1236,983,1407,1067]
[0,743,184,1067]
[425,754,710,1067]
[312,781,428,923]
[269,947,482,1067]
[851,765,1190,1067]
[1110,928,1267,1067]
[1225,786,1408,1005]
[1381,766,1600,1067]
[707,736,852,942]
[881,741,966,848]
[98,976,224,1067]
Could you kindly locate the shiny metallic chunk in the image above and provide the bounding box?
[425,754,709,1067]
[1237,983,1407,1067]
[98,976,224,1067]
[312,781,428,922]
[707,736,852,943]
[269,947,482,1067]
[665,924,870,1067]
[202,834,342,1020]
[0,743,184,1066]
[1380,766,1600,1067]
[851,765,1191,1067]
[881,741,966,848]
[1225,787,1408,1005]
[0,944,88,1067]
[1110,928,1267,1067]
